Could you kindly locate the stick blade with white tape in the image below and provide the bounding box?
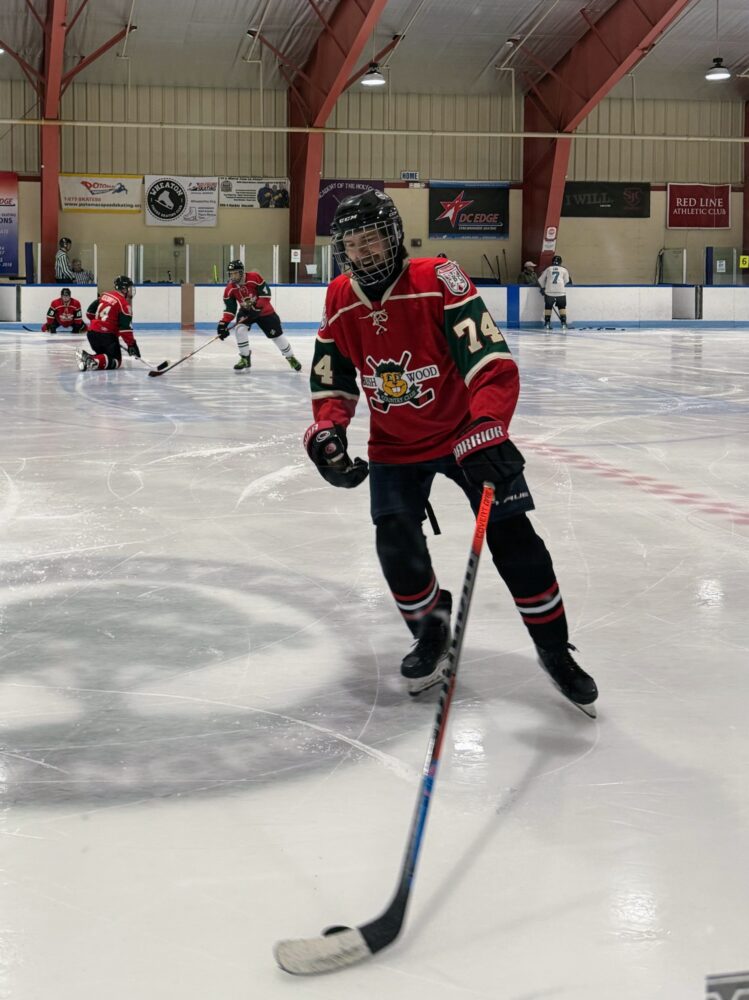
[273,927,371,975]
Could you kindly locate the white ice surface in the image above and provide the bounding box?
[0,326,747,999]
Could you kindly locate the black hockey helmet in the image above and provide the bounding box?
[330,189,404,288]
[552,255,562,265]
[227,259,245,282]
[113,275,135,297]
[61,287,71,298]
[59,237,72,250]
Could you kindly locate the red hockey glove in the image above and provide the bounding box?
[453,418,525,498]
[304,420,369,489]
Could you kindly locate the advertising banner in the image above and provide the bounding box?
[219,177,289,208]
[144,176,218,227]
[562,181,650,218]
[667,183,730,229]
[317,179,385,237]
[0,172,18,275]
[429,182,509,239]
[59,174,142,213]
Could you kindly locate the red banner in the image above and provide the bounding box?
[667,183,731,229]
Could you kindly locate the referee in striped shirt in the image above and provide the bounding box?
[55,237,75,282]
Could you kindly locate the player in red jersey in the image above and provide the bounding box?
[216,260,301,372]
[76,276,141,371]
[303,190,597,714]
[43,288,86,334]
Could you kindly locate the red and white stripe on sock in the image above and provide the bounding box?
[514,582,564,626]
[392,575,440,626]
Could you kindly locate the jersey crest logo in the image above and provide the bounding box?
[365,308,388,336]
[436,261,469,296]
[361,351,437,413]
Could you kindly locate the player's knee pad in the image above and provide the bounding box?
[375,513,431,580]
[487,514,552,572]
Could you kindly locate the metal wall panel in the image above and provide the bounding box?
[0,80,743,186]
[569,98,744,183]
[0,79,40,173]
[53,84,288,176]
[323,91,523,181]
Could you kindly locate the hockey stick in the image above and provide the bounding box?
[274,482,495,976]
[147,335,221,377]
[130,353,169,372]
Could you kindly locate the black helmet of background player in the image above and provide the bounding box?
[61,288,71,300]
[113,275,135,299]
[227,260,245,284]
[552,255,563,266]
[330,189,404,289]
[59,237,72,251]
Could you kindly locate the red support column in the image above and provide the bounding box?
[287,0,389,249]
[521,0,693,269]
[743,101,749,264]
[40,0,68,282]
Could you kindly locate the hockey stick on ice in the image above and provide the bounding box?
[129,353,169,372]
[273,482,495,976]
[147,335,221,377]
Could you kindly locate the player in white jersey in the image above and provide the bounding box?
[537,255,572,331]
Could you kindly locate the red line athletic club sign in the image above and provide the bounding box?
[667,183,731,229]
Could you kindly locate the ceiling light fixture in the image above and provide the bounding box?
[361,62,386,87]
[705,0,730,81]
[705,56,730,81]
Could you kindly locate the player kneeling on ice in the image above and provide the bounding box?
[76,275,141,371]
[303,190,598,714]
[43,288,86,334]
[216,259,301,372]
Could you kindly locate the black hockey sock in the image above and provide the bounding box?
[376,513,440,636]
[486,514,568,648]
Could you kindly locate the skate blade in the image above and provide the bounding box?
[573,699,597,719]
[406,662,449,697]
[537,659,597,720]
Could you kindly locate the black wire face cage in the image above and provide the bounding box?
[332,218,401,288]
[228,267,244,283]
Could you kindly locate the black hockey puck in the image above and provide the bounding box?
[323,925,352,936]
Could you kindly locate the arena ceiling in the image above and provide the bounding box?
[1,0,747,105]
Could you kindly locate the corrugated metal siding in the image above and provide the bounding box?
[0,81,743,185]
[569,98,744,183]
[324,91,523,181]
[57,84,289,176]
[0,80,40,173]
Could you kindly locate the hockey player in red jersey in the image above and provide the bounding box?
[43,288,86,334]
[216,260,301,372]
[76,276,141,371]
[303,190,597,714]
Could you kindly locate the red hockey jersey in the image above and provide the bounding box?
[310,258,519,463]
[89,290,135,347]
[221,273,274,323]
[46,296,83,327]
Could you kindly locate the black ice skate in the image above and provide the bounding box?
[76,348,99,371]
[536,642,598,718]
[400,590,452,696]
